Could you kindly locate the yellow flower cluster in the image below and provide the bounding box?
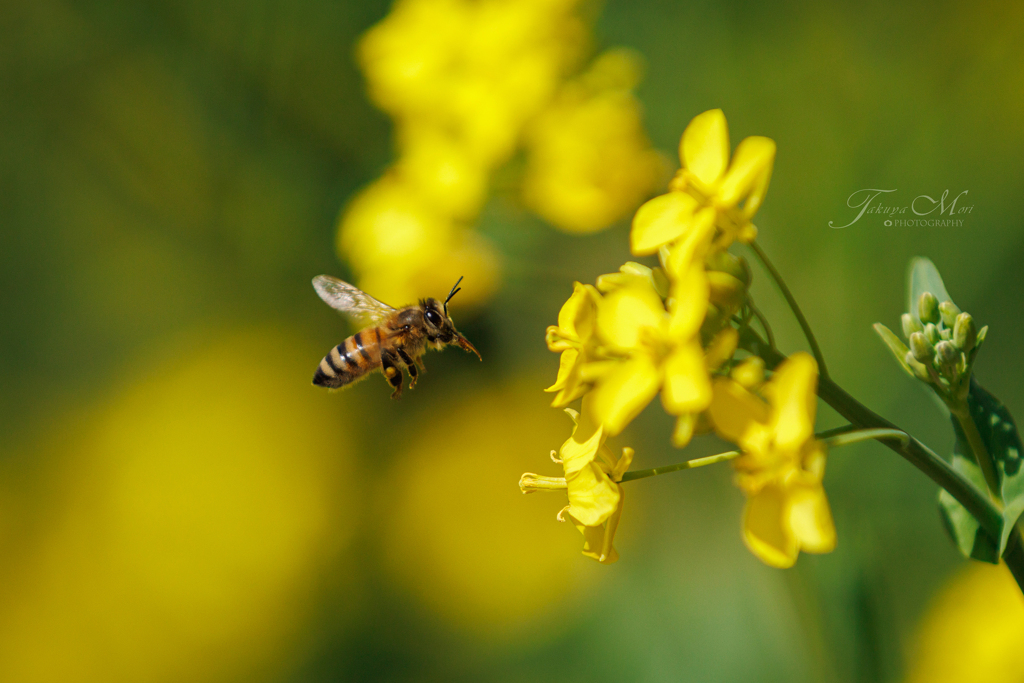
[546,109,774,444]
[521,49,668,233]
[340,0,663,306]
[525,110,836,568]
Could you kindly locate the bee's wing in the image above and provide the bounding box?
[312,275,396,327]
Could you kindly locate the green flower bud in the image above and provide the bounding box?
[954,312,977,352]
[935,340,959,366]
[909,332,935,364]
[940,327,952,341]
[923,322,940,345]
[905,351,932,383]
[918,292,940,324]
[938,300,961,329]
[901,313,922,339]
[705,251,751,287]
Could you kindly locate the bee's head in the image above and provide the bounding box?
[420,277,481,360]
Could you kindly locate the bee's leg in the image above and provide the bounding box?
[381,350,403,399]
[396,348,418,388]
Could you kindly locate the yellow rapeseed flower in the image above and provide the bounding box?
[522,49,666,233]
[520,398,633,563]
[708,352,836,568]
[545,281,601,406]
[630,108,775,256]
[587,277,711,437]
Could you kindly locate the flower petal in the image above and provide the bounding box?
[664,206,715,279]
[557,282,600,341]
[681,109,730,187]
[708,377,769,446]
[610,446,634,481]
[630,192,698,256]
[742,484,799,568]
[661,341,712,414]
[672,413,695,448]
[717,135,775,211]
[667,263,710,339]
[768,352,818,453]
[552,384,589,408]
[786,482,836,555]
[705,327,739,371]
[589,355,662,435]
[566,461,620,527]
[545,324,573,352]
[597,284,666,351]
[596,262,656,293]
[730,356,765,389]
[571,489,623,564]
[559,417,605,476]
[802,441,828,480]
[546,348,577,392]
[546,349,593,407]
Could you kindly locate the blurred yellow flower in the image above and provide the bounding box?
[339,176,453,275]
[0,332,354,682]
[393,130,490,220]
[545,281,601,406]
[380,384,599,639]
[708,352,835,568]
[631,108,776,256]
[344,0,663,308]
[906,563,1024,683]
[520,397,633,564]
[359,0,586,166]
[342,0,593,307]
[522,49,666,233]
[338,176,500,307]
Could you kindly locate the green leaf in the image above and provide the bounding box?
[939,455,1000,562]
[907,257,953,324]
[965,380,1024,551]
[940,379,1024,561]
[872,323,913,377]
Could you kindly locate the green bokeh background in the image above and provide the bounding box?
[2,1,1023,681]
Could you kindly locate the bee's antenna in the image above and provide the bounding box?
[444,276,464,316]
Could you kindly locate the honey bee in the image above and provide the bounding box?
[311,275,481,398]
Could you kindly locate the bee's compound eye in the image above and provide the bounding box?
[425,309,442,327]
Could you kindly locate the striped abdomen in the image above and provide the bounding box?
[313,328,383,389]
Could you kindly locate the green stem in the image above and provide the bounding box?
[822,428,910,450]
[951,405,1002,502]
[814,424,856,440]
[749,241,830,379]
[747,298,776,349]
[619,428,907,485]
[739,328,1006,548]
[620,450,740,482]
